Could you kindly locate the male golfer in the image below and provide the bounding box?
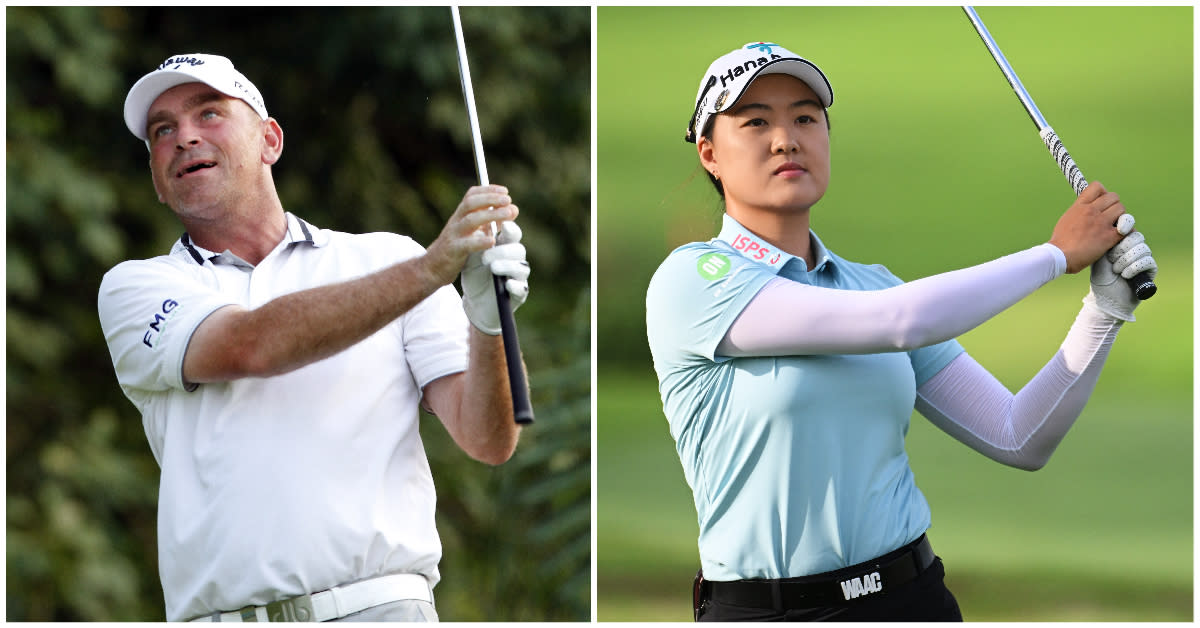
[98,53,531,622]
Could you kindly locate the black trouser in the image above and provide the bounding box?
[695,535,962,623]
[697,557,961,621]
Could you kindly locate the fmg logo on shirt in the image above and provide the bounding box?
[143,299,181,348]
[697,253,731,281]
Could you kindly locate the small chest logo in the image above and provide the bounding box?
[697,253,731,281]
[840,572,882,600]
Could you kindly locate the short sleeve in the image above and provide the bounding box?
[381,236,469,388]
[646,243,775,371]
[908,338,965,387]
[97,258,237,404]
[402,284,470,389]
[868,263,966,387]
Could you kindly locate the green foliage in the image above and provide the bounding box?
[427,290,591,621]
[7,6,588,621]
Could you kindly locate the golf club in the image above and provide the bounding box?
[963,5,1157,300]
[452,6,535,424]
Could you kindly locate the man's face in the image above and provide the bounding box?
[146,82,268,218]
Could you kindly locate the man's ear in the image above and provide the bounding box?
[262,118,284,165]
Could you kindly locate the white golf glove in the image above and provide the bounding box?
[1084,214,1157,322]
[461,220,530,335]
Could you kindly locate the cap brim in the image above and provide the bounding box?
[687,55,834,143]
[124,71,208,141]
[732,57,833,110]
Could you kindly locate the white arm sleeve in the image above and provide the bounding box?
[718,243,1067,356]
[914,300,1122,470]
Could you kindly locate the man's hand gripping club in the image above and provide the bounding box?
[424,185,530,335]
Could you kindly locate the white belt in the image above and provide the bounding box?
[188,573,432,622]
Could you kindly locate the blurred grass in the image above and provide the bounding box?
[596,5,1192,622]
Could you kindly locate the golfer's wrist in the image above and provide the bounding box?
[1038,242,1068,277]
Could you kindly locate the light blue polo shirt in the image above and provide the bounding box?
[645,214,964,582]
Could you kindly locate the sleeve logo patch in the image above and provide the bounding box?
[697,253,731,281]
[143,299,180,349]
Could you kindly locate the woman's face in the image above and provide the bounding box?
[698,74,831,217]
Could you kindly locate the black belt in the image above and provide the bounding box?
[706,534,937,610]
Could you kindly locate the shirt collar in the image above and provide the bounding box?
[171,212,326,267]
[714,213,834,274]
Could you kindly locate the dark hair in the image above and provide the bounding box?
[703,109,831,199]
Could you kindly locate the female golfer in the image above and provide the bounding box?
[645,42,1157,622]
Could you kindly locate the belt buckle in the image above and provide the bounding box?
[265,595,315,622]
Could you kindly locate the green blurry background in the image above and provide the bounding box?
[7,6,589,621]
[597,6,1191,622]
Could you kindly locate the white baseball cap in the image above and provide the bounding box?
[686,42,833,143]
[124,53,268,141]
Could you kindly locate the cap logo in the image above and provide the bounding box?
[717,52,783,89]
[744,42,775,55]
[158,55,205,71]
[232,79,265,111]
[714,89,729,111]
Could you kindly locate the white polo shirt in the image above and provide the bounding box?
[97,213,468,621]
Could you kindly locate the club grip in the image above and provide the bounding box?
[1041,128,1158,300]
[494,274,534,424]
[1128,270,1157,301]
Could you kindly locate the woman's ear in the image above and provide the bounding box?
[697,134,718,179]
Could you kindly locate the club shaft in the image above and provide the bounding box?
[963,6,1157,300]
[452,7,490,186]
[962,6,1049,131]
[451,6,535,423]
